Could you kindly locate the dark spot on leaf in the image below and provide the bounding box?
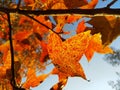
[21,39,30,45]
[54,64,60,68]
[34,33,42,41]
[45,16,49,20]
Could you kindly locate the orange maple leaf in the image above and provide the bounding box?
[67,15,82,23]
[13,30,33,41]
[39,41,48,62]
[0,41,10,62]
[48,31,91,79]
[48,30,113,81]
[33,16,52,36]
[23,68,49,89]
[24,0,35,5]
[19,15,33,25]
[80,0,98,9]
[50,68,68,90]
[76,20,86,34]
[85,33,113,61]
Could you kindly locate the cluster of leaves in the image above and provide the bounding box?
[0,0,119,90]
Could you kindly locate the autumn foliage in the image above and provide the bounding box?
[0,0,119,90]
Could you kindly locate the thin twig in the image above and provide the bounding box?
[16,0,21,10]
[106,0,117,8]
[7,13,16,88]
[25,14,52,30]
[25,14,59,34]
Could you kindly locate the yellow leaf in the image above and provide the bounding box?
[85,33,113,61]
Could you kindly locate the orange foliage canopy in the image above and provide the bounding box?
[0,0,115,90]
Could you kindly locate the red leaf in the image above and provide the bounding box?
[67,15,82,23]
[76,20,86,34]
[39,41,48,62]
[13,30,33,41]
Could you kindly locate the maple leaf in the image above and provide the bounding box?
[86,16,120,46]
[47,31,94,89]
[85,33,113,61]
[76,20,86,34]
[44,0,87,9]
[33,16,52,36]
[0,50,15,88]
[51,2,68,9]
[80,0,98,9]
[23,68,49,89]
[54,15,82,34]
[19,15,33,26]
[50,68,69,90]
[0,66,8,80]
[0,31,4,38]
[0,41,10,62]
[13,30,33,42]
[48,31,91,79]
[39,41,48,62]
[66,15,82,23]
[24,0,35,5]
[64,0,88,9]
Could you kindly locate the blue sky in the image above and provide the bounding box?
[31,0,120,90]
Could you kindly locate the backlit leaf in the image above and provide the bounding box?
[80,0,98,9]
[39,41,48,62]
[13,30,33,41]
[67,15,82,23]
[23,68,49,89]
[85,33,113,61]
[76,20,86,34]
[48,31,91,79]
[0,41,10,61]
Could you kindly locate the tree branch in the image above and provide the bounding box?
[0,7,120,16]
